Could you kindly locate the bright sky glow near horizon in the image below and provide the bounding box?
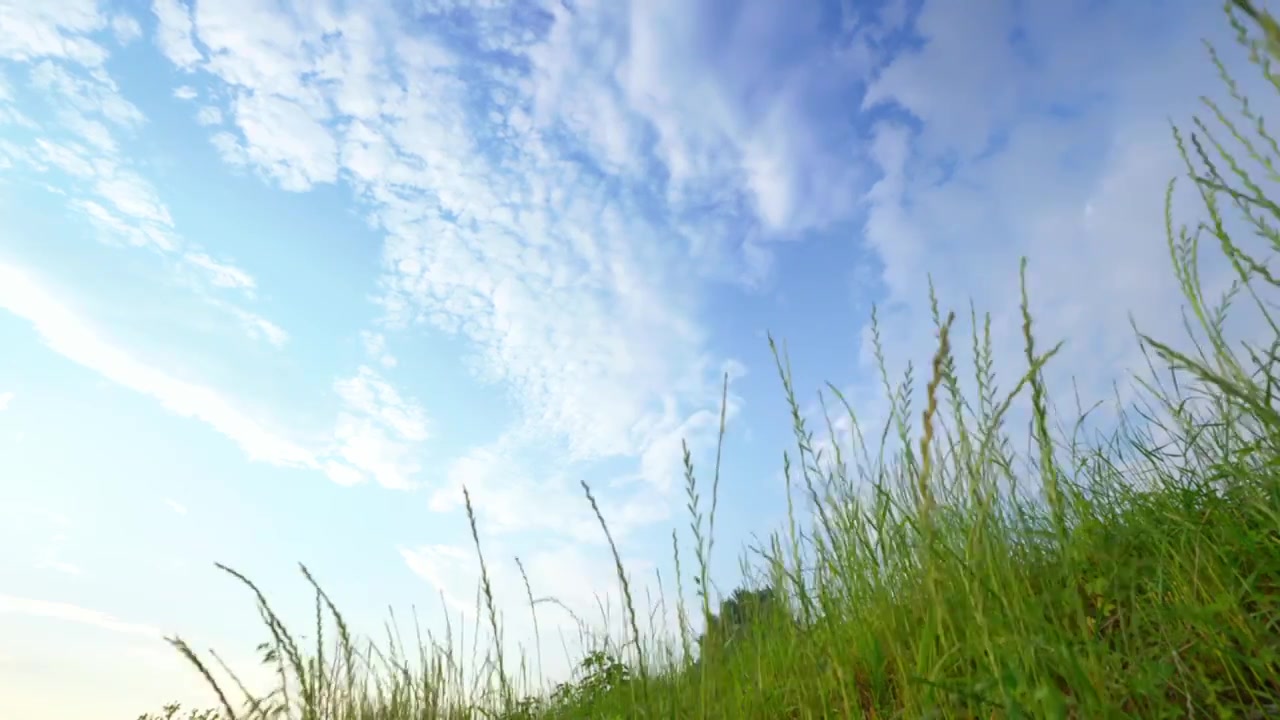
[0,0,1269,717]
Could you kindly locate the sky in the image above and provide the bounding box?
[0,0,1269,717]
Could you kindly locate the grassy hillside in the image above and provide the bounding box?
[141,2,1280,718]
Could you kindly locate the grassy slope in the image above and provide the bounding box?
[142,3,1280,719]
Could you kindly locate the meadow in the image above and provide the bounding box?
[140,3,1280,718]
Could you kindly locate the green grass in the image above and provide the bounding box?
[142,3,1280,719]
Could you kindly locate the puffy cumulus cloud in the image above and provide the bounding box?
[0,11,282,347]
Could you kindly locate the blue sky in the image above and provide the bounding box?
[0,0,1263,716]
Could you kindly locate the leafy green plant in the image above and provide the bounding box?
[546,651,631,710]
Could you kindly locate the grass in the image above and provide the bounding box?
[142,2,1280,718]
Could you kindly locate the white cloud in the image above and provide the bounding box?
[327,366,431,489]
[335,366,429,442]
[610,0,871,238]
[93,172,173,230]
[0,261,318,468]
[182,251,255,291]
[0,391,12,411]
[862,0,1021,159]
[32,139,98,179]
[832,0,1269,483]
[0,261,423,491]
[71,197,175,251]
[151,0,204,70]
[194,104,222,126]
[5,47,283,344]
[10,0,1250,662]
[153,0,868,558]
[398,544,477,616]
[0,594,161,638]
[321,461,365,487]
[110,14,142,46]
[164,499,187,515]
[232,309,288,348]
[28,61,144,130]
[0,104,38,130]
[175,3,745,511]
[360,331,397,368]
[224,91,339,191]
[56,109,116,154]
[428,439,602,542]
[326,417,419,489]
[172,85,197,101]
[0,0,109,66]
[7,36,433,490]
[425,412,717,545]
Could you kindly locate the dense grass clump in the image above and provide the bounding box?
[142,2,1280,719]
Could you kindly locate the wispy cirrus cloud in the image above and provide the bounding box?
[0,260,316,468]
[0,0,434,521]
[0,258,426,489]
[0,593,161,639]
[0,0,112,67]
[0,4,283,348]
